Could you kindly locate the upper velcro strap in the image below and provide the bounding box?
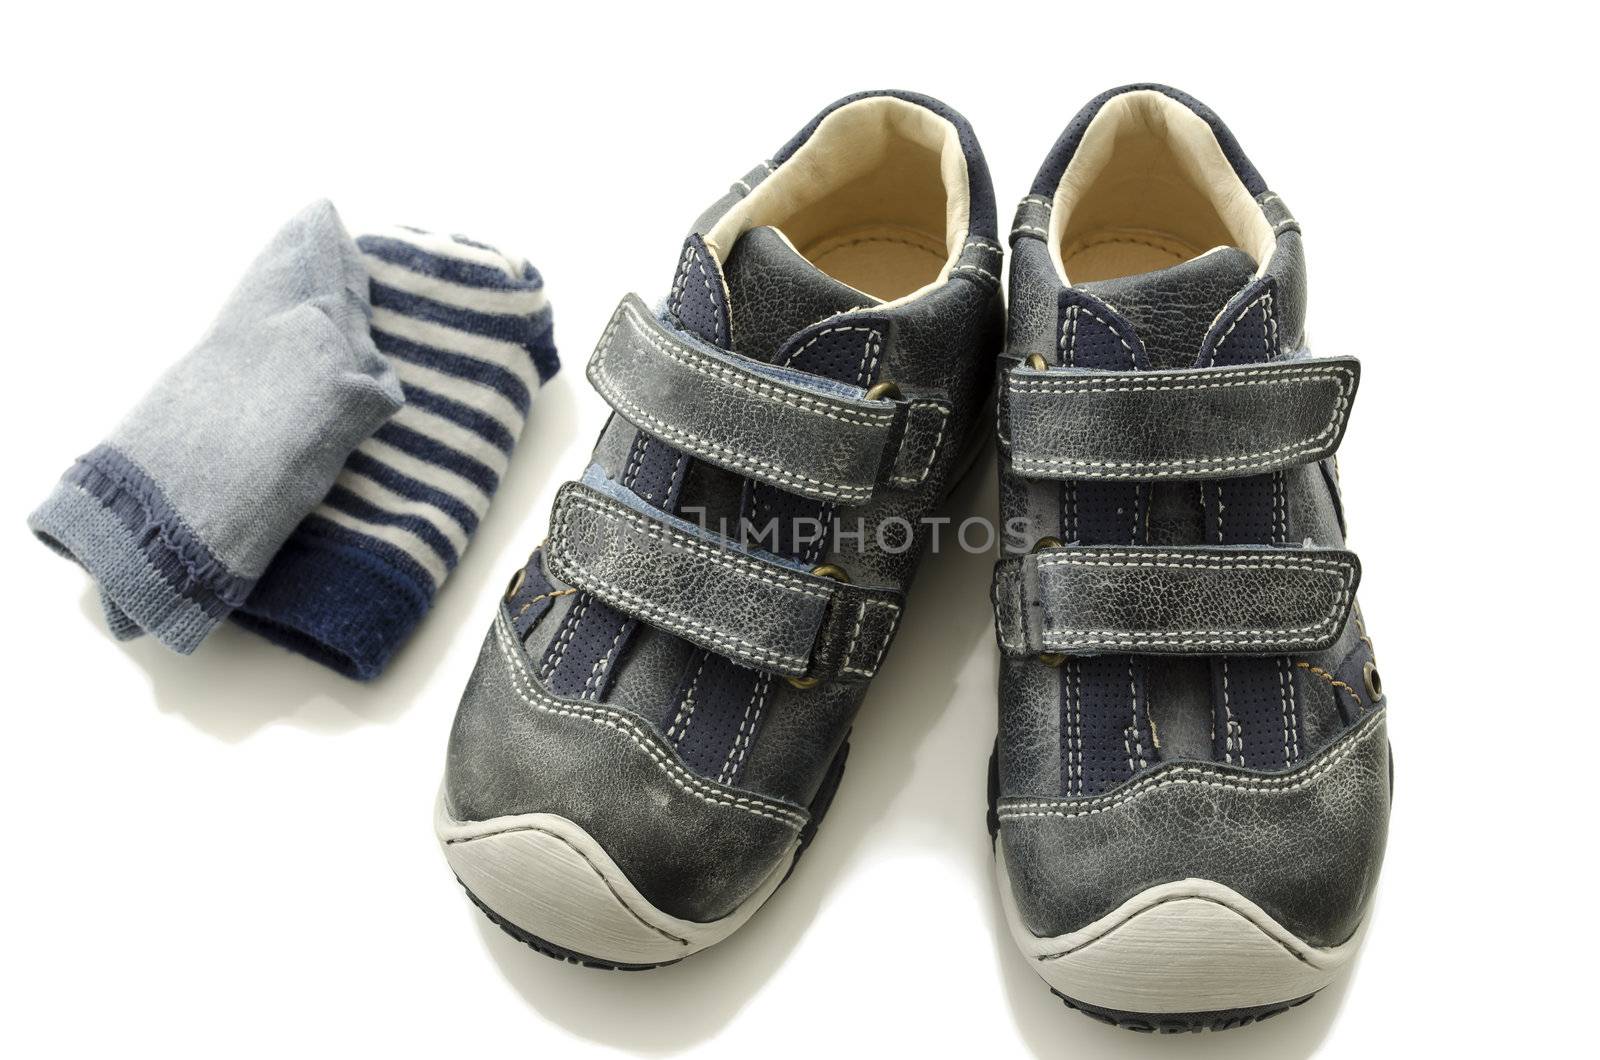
[992,545,1360,657]
[1004,356,1360,480]
[545,480,903,681]
[587,295,950,503]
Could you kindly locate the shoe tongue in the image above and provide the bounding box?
[1078,246,1259,369]
[721,226,878,361]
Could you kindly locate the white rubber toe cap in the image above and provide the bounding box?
[996,839,1365,1013]
[436,791,797,966]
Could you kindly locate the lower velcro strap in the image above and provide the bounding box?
[544,478,901,681]
[992,545,1360,657]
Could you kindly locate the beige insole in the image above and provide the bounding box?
[801,224,947,302]
[1061,226,1202,283]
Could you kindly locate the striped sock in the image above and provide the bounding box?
[234,227,558,679]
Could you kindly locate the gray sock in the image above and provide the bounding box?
[28,200,404,653]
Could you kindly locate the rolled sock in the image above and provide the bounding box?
[232,227,558,680]
[28,201,403,653]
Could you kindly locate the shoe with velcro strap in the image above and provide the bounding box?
[435,90,1003,967]
[989,84,1391,1031]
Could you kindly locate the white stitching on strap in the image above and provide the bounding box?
[559,490,830,597]
[1027,550,1356,647]
[886,402,952,487]
[596,302,895,426]
[1008,362,1355,476]
[839,598,903,677]
[590,303,895,502]
[549,491,847,672]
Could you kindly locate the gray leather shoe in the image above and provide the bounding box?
[990,85,1390,1030]
[436,91,1002,967]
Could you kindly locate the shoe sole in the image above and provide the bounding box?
[993,838,1364,1031]
[438,738,850,969]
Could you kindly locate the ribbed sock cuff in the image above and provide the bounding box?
[231,518,435,681]
[27,456,249,654]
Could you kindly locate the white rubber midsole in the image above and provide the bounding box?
[435,791,798,965]
[995,838,1364,1013]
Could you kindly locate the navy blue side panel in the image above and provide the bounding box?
[673,314,888,786]
[1055,291,1159,797]
[541,236,728,701]
[772,91,997,239]
[1028,84,1267,199]
[507,548,559,640]
[1201,278,1303,770]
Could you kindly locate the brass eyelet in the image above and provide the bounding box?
[864,380,903,403]
[504,567,526,602]
[1030,537,1066,666]
[787,564,851,689]
[1025,353,1050,371]
[1362,660,1383,702]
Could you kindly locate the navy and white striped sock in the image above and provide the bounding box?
[234,227,557,679]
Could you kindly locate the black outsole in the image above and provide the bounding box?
[1052,988,1317,1033]
[459,877,681,970]
[462,737,853,971]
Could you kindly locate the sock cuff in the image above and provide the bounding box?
[232,517,436,680]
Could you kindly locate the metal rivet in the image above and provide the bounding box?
[787,564,851,689]
[1026,353,1050,371]
[504,567,526,602]
[864,380,903,402]
[1031,537,1065,666]
[1363,661,1383,702]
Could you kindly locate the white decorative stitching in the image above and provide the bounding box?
[1279,657,1296,767]
[548,492,846,672]
[583,621,627,702]
[688,245,724,345]
[720,673,770,785]
[491,613,807,828]
[1026,550,1356,648]
[665,654,706,742]
[559,491,830,597]
[886,402,951,487]
[595,302,895,426]
[951,263,1000,284]
[1006,361,1355,474]
[1067,662,1081,795]
[589,304,894,501]
[1221,659,1237,765]
[997,712,1385,820]
[839,598,902,677]
[539,590,590,681]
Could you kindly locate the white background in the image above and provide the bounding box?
[3,3,1594,1056]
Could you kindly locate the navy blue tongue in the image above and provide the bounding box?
[1078,246,1258,370]
[720,226,878,361]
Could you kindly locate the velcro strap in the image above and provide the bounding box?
[992,546,1360,657]
[1004,356,1359,480]
[545,480,903,681]
[587,295,949,503]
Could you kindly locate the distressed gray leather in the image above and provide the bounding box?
[444,93,1003,940]
[544,479,903,681]
[998,710,1389,947]
[992,85,1391,970]
[1004,356,1360,480]
[993,545,1360,657]
[443,610,805,922]
[587,294,951,504]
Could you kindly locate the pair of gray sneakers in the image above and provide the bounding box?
[434,84,1390,1033]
